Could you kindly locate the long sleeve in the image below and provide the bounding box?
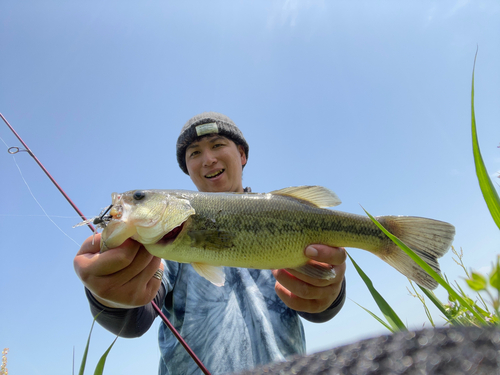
[85,285,166,338]
[298,277,346,323]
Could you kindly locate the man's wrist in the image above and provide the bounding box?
[85,287,132,310]
[298,277,346,323]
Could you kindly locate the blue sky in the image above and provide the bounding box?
[1,1,499,374]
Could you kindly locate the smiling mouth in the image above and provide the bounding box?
[205,169,225,179]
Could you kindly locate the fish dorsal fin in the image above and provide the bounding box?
[269,186,341,208]
[191,263,226,286]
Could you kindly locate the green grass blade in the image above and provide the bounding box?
[408,281,435,327]
[490,255,500,292]
[417,285,453,321]
[351,300,396,332]
[78,318,98,375]
[363,208,488,325]
[347,252,407,331]
[93,335,119,375]
[471,53,500,230]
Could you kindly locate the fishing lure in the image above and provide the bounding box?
[73,204,113,245]
[1,113,211,375]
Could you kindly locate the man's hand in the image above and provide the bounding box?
[272,244,346,314]
[74,233,164,309]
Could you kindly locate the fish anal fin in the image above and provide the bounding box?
[188,230,235,250]
[294,264,337,280]
[191,263,225,286]
[270,186,341,208]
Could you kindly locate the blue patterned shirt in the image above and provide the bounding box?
[158,262,305,375]
[86,263,345,375]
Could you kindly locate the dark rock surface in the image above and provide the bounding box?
[236,326,500,375]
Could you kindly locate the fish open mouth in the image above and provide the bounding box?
[157,222,185,245]
[205,169,224,179]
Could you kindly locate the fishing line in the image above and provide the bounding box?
[1,134,80,246]
[0,214,83,218]
[1,113,212,375]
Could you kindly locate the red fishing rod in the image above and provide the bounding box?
[1,113,211,375]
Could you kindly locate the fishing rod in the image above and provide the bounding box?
[1,113,211,375]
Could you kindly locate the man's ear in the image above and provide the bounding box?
[238,145,247,167]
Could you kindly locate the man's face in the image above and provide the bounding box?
[185,134,247,193]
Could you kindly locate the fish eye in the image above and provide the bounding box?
[133,190,146,201]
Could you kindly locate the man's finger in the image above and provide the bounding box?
[273,268,335,299]
[274,280,329,313]
[286,262,338,287]
[305,245,347,265]
[146,260,165,290]
[75,236,143,277]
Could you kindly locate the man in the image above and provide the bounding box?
[74,112,347,374]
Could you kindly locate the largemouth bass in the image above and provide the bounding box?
[93,186,455,289]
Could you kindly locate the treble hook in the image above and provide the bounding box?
[8,146,28,154]
[93,204,113,227]
[73,204,113,229]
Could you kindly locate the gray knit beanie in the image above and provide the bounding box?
[176,112,249,175]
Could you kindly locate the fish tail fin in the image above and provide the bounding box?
[377,216,455,289]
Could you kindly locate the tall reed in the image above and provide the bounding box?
[353,53,500,330]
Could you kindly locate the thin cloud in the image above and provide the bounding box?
[446,0,471,18]
[267,0,326,29]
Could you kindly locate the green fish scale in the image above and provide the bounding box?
[163,192,389,269]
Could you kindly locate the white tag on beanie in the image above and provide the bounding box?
[195,123,218,136]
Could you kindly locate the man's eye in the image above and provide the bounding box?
[189,150,200,157]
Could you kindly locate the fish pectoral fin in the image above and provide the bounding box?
[294,264,337,280]
[188,230,235,250]
[191,263,225,286]
[269,186,341,208]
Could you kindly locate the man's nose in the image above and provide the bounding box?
[202,151,217,166]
